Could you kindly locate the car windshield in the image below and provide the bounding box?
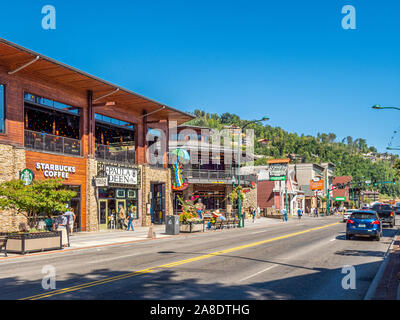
[351,213,376,220]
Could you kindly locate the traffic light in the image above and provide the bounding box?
[373,179,377,186]
[393,178,396,185]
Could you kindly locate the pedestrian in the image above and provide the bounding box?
[282,208,288,222]
[45,214,54,231]
[127,207,135,231]
[118,204,126,230]
[252,207,256,223]
[297,208,302,220]
[314,207,318,217]
[195,200,204,220]
[64,206,76,235]
[55,214,68,247]
[257,206,261,217]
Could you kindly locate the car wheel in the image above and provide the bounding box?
[390,223,393,228]
[346,234,351,240]
[375,234,380,241]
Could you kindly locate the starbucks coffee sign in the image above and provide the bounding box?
[20,169,34,185]
[35,162,76,179]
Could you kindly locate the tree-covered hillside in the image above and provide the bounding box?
[187,110,400,197]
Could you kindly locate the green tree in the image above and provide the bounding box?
[0,179,76,229]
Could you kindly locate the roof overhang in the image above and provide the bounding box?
[0,38,194,125]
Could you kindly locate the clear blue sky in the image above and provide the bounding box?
[1,0,400,153]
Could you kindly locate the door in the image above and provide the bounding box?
[99,200,108,230]
[151,183,165,224]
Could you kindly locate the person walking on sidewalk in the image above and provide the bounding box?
[297,208,302,221]
[314,207,318,217]
[127,208,135,231]
[282,208,288,222]
[118,204,126,230]
[251,206,256,223]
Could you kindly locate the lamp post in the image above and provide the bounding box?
[236,116,269,228]
[372,104,400,111]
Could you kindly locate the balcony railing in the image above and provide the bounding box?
[182,168,255,186]
[95,143,136,164]
[24,130,81,156]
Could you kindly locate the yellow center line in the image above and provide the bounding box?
[20,221,340,300]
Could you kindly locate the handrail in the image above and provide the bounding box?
[24,130,81,156]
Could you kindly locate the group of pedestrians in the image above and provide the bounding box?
[44,206,76,247]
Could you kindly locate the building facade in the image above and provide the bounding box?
[169,125,257,216]
[0,39,193,232]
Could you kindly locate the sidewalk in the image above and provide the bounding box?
[368,234,400,300]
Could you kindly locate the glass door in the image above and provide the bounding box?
[98,200,108,230]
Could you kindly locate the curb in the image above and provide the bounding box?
[364,229,399,300]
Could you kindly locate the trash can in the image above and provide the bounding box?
[165,215,180,235]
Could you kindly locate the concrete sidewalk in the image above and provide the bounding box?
[367,234,400,300]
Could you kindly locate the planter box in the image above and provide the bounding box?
[180,222,204,233]
[265,214,283,219]
[0,231,62,255]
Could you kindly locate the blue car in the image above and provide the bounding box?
[346,210,382,241]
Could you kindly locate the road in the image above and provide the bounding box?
[0,215,398,300]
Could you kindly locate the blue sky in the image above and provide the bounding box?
[1,0,400,153]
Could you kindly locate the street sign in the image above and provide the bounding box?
[335,196,345,202]
[270,176,286,181]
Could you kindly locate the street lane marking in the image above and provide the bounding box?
[20,222,340,300]
[239,265,277,282]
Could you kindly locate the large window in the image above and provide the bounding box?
[95,113,136,163]
[0,85,4,133]
[24,93,81,156]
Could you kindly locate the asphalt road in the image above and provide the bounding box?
[0,215,399,300]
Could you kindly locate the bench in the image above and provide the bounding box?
[214,221,222,230]
[0,236,7,257]
[233,218,240,227]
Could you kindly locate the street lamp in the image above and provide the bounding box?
[236,116,269,228]
[372,104,400,111]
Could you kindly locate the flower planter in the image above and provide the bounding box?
[179,222,204,233]
[0,231,62,255]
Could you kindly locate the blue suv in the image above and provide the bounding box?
[346,210,382,241]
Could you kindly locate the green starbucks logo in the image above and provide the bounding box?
[20,169,34,185]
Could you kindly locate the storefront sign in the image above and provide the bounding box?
[335,196,345,202]
[35,162,76,179]
[95,177,109,187]
[105,165,139,186]
[20,169,34,185]
[268,163,287,177]
[310,179,324,190]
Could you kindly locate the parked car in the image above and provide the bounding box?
[343,209,357,222]
[394,206,400,215]
[346,210,382,241]
[370,203,396,228]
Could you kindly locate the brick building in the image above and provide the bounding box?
[0,38,193,232]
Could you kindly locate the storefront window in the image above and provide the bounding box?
[0,84,4,133]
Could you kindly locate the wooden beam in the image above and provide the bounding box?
[92,101,116,108]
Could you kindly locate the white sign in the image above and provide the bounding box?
[36,162,75,179]
[95,177,108,187]
[268,163,287,177]
[105,165,138,185]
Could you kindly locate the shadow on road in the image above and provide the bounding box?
[0,259,383,300]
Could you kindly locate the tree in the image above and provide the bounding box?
[0,179,76,229]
